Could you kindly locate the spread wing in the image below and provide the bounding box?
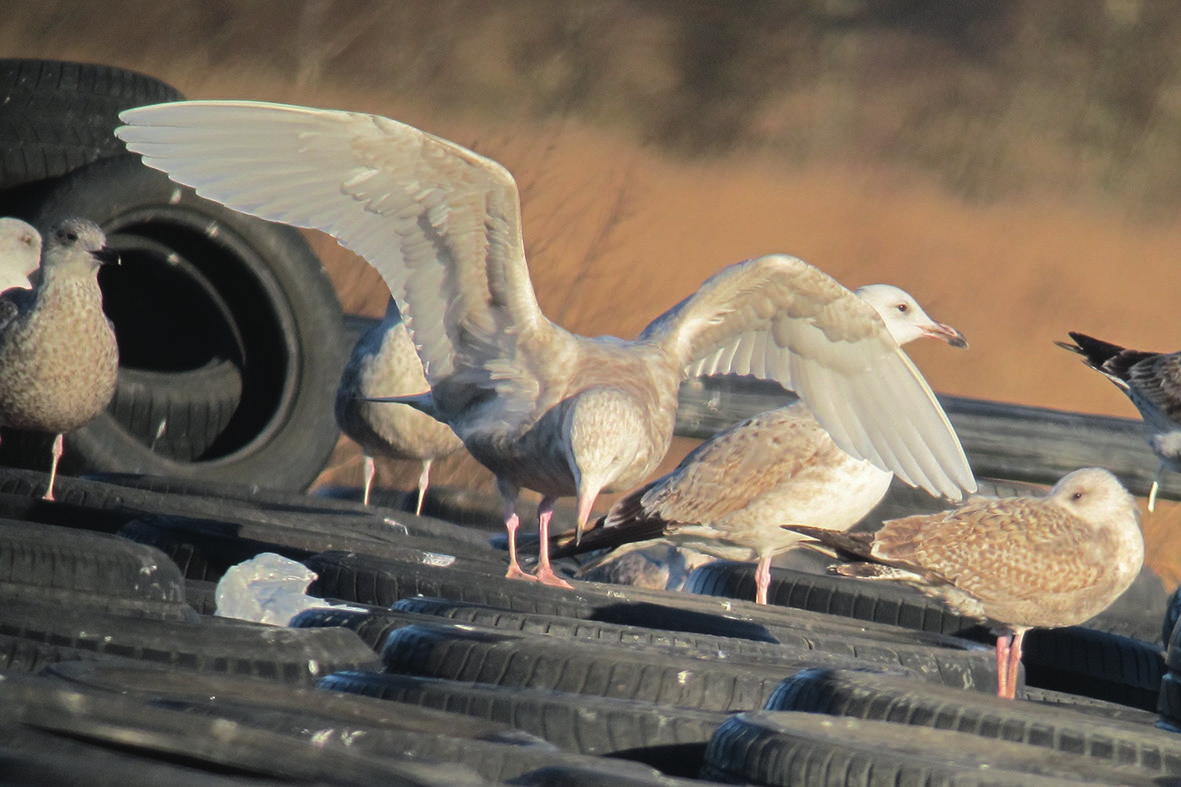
[117,100,558,416]
[642,254,975,500]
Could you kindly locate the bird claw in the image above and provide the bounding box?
[534,567,574,590]
[505,564,539,582]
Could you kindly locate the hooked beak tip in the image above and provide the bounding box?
[925,323,968,349]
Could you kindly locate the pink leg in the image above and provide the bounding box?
[995,633,1013,699]
[502,495,536,582]
[361,455,376,506]
[1006,629,1026,699]
[44,433,63,502]
[534,496,573,589]
[414,459,432,516]
[754,554,772,605]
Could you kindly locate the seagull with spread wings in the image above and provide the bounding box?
[116,101,976,587]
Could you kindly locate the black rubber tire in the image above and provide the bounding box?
[118,509,499,585]
[319,670,730,773]
[701,710,1154,786]
[305,550,1001,653]
[379,619,911,712]
[0,154,346,490]
[389,596,1001,692]
[43,660,693,785]
[0,598,379,684]
[0,519,184,602]
[86,470,496,549]
[0,675,484,786]
[45,658,549,747]
[0,722,269,787]
[765,667,1181,778]
[0,59,184,188]
[108,362,243,461]
[688,560,987,637]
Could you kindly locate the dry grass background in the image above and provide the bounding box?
[6,0,1181,581]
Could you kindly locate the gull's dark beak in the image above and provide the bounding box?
[94,246,121,266]
[922,322,968,349]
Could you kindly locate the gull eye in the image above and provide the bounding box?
[1072,490,1084,501]
[896,303,909,314]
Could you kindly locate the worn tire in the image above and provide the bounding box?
[701,710,1153,786]
[0,59,183,188]
[0,598,379,683]
[320,669,729,774]
[0,154,345,490]
[765,667,1179,778]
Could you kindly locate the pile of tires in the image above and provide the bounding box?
[0,59,347,490]
[0,464,1176,785]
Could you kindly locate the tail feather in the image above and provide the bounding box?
[781,524,875,561]
[1058,331,1154,384]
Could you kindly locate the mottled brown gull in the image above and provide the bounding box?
[336,297,463,511]
[0,218,42,293]
[116,100,976,588]
[0,218,119,500]
[1058,331,1181,512]
[785,467,1142,699]
[556,284,967,604]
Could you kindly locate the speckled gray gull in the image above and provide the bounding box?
[0,218,119,500]
[336,297,463,511]
[115,100,976,588]
[0,218,42,293]
[559,284,968,604]
[785,467,1142,699]
[1058,331,1181,512]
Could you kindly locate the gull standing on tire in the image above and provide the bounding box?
[116,100,976,588]
[785,467,1143,699]
[336,298,463,511]
[1058,331,1181,512]
[559,284,968,604]
[0,218,41,293]
[0,218,119,500]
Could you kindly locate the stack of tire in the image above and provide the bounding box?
[0,462,1178,785]
[0,59,347,490]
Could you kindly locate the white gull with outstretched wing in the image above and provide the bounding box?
[116,100,976,587]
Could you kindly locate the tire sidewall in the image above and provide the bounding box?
[16,156,345,488]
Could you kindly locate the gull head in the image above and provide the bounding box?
[855,284,967,349]
[45,218,120,273]
[1048,467,1139,528]
[563,387,650,544]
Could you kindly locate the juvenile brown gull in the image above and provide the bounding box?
[116,100,976,588]
[336,297,463,511]
[785,467,1142,699]
[0,218,119,500]
[556,284,967,603]
[1058,331,1181,512]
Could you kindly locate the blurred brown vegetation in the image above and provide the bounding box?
[7,0,1181,571]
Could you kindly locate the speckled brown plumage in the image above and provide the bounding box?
[786,467,1143,698]
[336,298,462,511]
[0,218,119,500]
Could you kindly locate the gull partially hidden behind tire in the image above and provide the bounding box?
[785,467,1143,699]
[336,298,463,511]
[116,100,977,589]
